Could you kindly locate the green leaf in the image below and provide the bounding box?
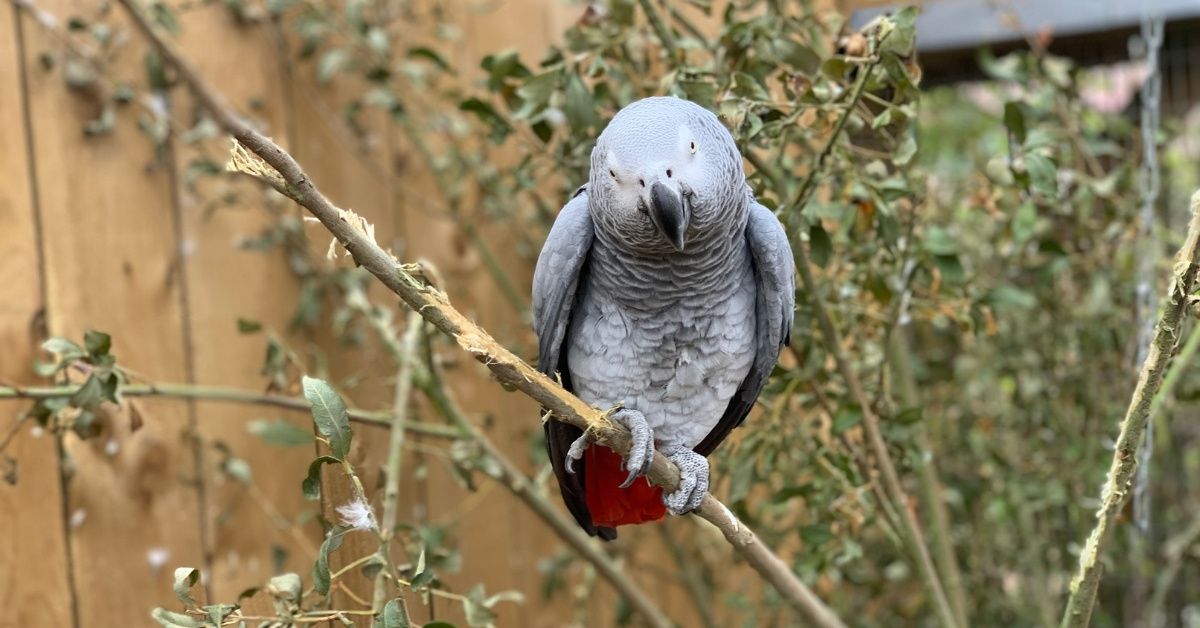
[83,330,111,357]
[380,598,411,628]
[173,567,201,609]
[408,46,450,72]
[204,604,238,625]
[513,69,561,120]
[312,531,345,597]
[302,455,340,501]
[459,98,512,142]
[924,226,957,255]
[833,407,861,434]
[145,51,169,91]
[236,318,262,334]
[1024,153,1057,197]
[893,133,917,166]
[800,523,834,546]
[70,375,105,411]
[986,286,1038,312]
[150,608,205,628]
[302,376,352,459]
[880,6,919,56]
[808,224,833,268]
[267,572,302,602]
[150,2,181,34]
[562,73,597,131]
[249,420,315,447]
[42,337,85,360]
[731,71,770,101]
[1003,101,1027,145]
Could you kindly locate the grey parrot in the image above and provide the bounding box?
[532,96,795,540]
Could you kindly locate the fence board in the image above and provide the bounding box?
[0,6,74,628]
[17,1,204,622]
[171,5,323,609]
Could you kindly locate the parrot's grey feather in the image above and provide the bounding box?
[694,200,795,456]
[532,186,617,540]
[534,96,795,538]
[532,185,591,375]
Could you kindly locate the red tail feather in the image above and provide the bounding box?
[584,444,666,527]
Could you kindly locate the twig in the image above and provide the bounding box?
[656,523,718,628]
[890,334,969,627]
[113,3,848,624]
[371,312,422,623]
[417,343,675,628]
[794,238,957,628]
[1060,191,1200,628]
[0,382,461,438]
[1147,511,1200,625]
[637,0,678,64]
[785,47,880,215]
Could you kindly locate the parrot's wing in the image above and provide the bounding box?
[695,201,795,456]
[533,186,614,539]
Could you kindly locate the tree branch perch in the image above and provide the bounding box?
[1060,191,1200,628]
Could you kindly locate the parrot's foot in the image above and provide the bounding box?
[563,409,655,489]
[661,446,709,515]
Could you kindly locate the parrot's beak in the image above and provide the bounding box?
[647,180,688,252]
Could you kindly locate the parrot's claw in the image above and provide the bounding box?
[662,447,709,515]
[611,409,655,488]
[563,409,655,484]
[564,432,589,474]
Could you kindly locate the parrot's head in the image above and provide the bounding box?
[588,96,745,255]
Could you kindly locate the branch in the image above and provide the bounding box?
[1060,191,1200,628]
[0,382,461,438]
[637,0,679,64]
[112,1,847,624]
[371,312,422,623]
[794,241,957,628]
[783,30,960,628]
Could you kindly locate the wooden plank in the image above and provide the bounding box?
[17,1,204,622]
[0,5,75,627]
[170,5,322,610]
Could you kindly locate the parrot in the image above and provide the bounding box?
[532,96,795,540]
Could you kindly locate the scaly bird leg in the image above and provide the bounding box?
[660,445,709,515]
[564,408,655,488]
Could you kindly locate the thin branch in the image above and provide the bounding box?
[0,381,461,438]
[783,30,959,628]
[371,312,422,623]
[111,2,848,624]
[1061,191,1200,628]
[794,238,957,628]
[785,48,879,215]
[637,0,679,64]
[656,523,718,628]
[890,333,969,627]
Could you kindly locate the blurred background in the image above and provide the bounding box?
[1,0,1199,626]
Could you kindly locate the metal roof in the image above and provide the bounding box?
[850,0,1200,54]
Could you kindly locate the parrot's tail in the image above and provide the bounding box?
[584,445,667,527]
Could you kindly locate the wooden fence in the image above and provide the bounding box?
[0,0,875,625]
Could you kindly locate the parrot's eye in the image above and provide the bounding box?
[608,169,617,180]
[689,141,697,154]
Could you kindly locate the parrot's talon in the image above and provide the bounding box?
[662,447,709,515]
[611,409,654,488]
[564,432,590,474]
